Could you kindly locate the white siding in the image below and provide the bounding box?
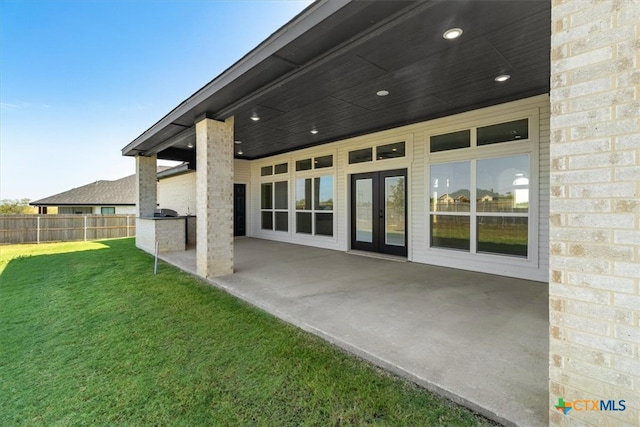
[246,95,549,281]
[114,206,136,215]
[234,159,251,183]
[538,103,550,279]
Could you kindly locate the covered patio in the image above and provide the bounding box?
[160,238,548,426]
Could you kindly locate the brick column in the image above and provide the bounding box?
[195,115,234,278]
[550,1,639,426]
[136,154,157,217]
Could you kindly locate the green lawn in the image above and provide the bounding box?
[1,238,493,426]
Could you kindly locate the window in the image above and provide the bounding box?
[296,159,312,171]
[274,163,288,174]
[295,176,333,236]
[376,141,405,160]
[261,166,273,176]
[350,142,406,163]
[297,155,333,171]
[314,155,333,169]
[429,155,529,257]
[101,207,115,215]
[430,130,470,152]
[261,181,288,231]
[476,155,529,256]
[430,119,529,152]
[477,119,528,146]
[59,206,92,214]
[348,148,373,164]
[430,162,471,250]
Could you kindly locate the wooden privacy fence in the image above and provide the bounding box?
[0,215,136,244]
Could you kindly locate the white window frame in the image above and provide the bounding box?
[426,108,539,265]
[294,152,337,239]
[259,160,291,234]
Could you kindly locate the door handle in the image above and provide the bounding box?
[379,209,384,219]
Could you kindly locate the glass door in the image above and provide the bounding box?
[351,169,407,256]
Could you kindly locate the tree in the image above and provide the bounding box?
[0,198,35,214]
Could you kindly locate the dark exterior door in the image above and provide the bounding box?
[234,184,246,237]
[351,169,407,256]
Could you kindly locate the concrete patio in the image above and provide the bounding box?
[159,238,548,426]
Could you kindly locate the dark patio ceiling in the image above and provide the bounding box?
[122,0,550,162]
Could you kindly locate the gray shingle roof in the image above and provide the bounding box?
[30,175,137,206]
[30,166,176,206]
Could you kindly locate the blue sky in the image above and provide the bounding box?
[0,0,312,201]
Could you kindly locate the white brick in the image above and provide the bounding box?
[551,169,611,185]
[567,213,635,229]
[613,230,640,245]
[572,57,635,84]
[550,138,611,156]
[551,311,611,336]
[617,0,640,26]
[568,272,635,293]
[550,227,611,243]
[567,330,634,357]
[553,77,612,101]
[550,282,611,303]
[568,151,636,170]
[564,299,634,325]
[568,182,636,198]
[550,107,612,129]
[571,22,634,55]
[568,3,614,29]
[614,324,640,343]
[614,166,640,182]
[615,102,640,120]
[570,118,638,140]
[613,293,640,311]
[552,340,613,367]
[550,198,610,213]
[616,70,640,88]
[613,261,640,279]
[564,357,634,389]
[615,134,640,150]
[615,356,640,378]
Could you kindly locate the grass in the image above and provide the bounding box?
[1,238,494,426]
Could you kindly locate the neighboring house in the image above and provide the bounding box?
[30,175,137,215]
[120,1,639,426]
[31,166,181,215]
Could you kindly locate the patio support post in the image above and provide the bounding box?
[549,1,639,425]
[195,115,234,278]
[136,154,157,218]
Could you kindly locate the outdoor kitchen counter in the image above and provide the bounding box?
[135,216,186,254]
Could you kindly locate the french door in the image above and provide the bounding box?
[351,169,407,256]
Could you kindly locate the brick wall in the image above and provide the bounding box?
[195,116,234,278]
[549,0,639,425]
[136,217,186,254]
[136,155,157,217]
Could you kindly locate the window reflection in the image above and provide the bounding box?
[476,155,529,213]
[314,176,333,210]
[430,162,471,213]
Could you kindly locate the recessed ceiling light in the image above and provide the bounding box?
[443,28,463,40]
[310,129,318,135]
[495,74,511,82]
[250,114,260,121]
[237,150,243,155]
[234,140,242,144]
[376,90,389,97]
[187,143,194,148]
